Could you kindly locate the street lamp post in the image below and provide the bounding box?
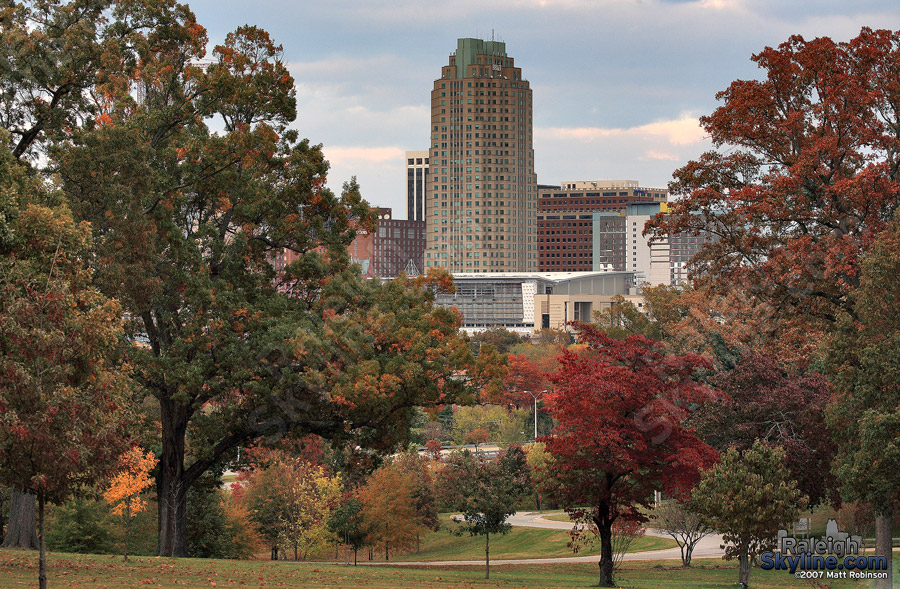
[523,390,547,441]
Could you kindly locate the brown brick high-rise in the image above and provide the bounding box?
[424,38,537,273]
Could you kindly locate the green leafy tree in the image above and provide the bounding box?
[438,447,530,579]
[826,219,900,575]
[46,498,115,555]
[0,0,140,160]
[185,485,231,559]
[692,441,807,588]
[497,408,531,446]
[524,442,552,511]
[468,327,524,355]
[452,405,507,445]
[593,294,659,340]
[3,0,482,557]
[276,461,342,561]
[238,456,341,561]
[239,460,292,560]
[327,494,368,565]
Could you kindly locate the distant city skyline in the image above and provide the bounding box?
[187,0,899,218]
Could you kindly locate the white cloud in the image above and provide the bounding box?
[538,115,706,148]
[642,150,680,161]
[324,146,406,165]
[533,115,713,189]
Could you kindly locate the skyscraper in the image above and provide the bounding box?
[424,38,537,273]
[405,150,429,221]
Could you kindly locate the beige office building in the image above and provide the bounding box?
[424,38,538,273]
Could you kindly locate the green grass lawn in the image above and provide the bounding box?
[1,550,895,588]
[388,523,675,562]
[542,511,574,523]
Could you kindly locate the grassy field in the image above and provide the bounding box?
[1,550,896,588]
[300,515,675,563]
[391,524,675,562]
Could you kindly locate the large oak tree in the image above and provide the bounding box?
[3,0,478,557]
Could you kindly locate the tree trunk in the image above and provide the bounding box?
[353,547,357,566]
[874,509,892,589]
[737,541,751,588]
[485,532,490,580]
[37,494,46,589]
[385,540,389,561]
[592,501,616,587]
[124,509,131,562]
[1,490,38,549]
[595,509,615,587]
[157,400,189,557]
[0,488,6,540]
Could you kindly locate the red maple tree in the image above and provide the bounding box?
[501,353,555,408]
[542,323,719,587]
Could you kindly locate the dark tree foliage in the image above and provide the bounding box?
[690,350,837,506]
[468,327,525,356]
[185,486,232,559]
[46,499,115,555]
[327,495,367,566]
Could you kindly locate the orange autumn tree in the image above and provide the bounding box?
[358,463,420,561]
[104,448,157,561]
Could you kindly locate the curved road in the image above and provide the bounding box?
[362,511,725,567]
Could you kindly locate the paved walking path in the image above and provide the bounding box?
[358,511,726,567]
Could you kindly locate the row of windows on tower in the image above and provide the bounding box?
[439,81,525,89]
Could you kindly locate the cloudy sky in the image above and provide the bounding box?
[188,0,899,218]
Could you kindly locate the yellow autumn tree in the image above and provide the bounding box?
[103,447,157,560]
[277,461,343,561]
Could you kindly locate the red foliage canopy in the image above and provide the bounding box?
[541,324,720,586]
[501,353,555,408]
[648,28,900,326]
[543,324,720,521]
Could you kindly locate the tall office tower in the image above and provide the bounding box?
[406,150,429,221]
[424,38,537,273]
